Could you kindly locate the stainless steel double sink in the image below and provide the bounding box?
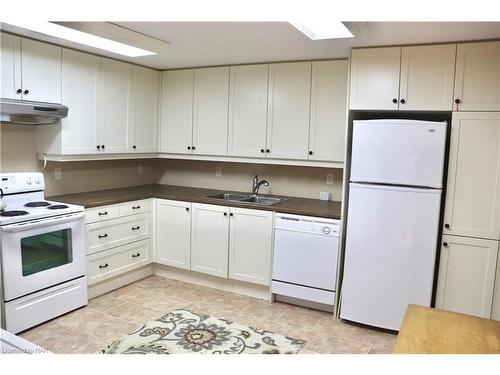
[205,193,286,206]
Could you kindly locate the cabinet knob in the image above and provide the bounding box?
[400,99,406,104]
[98,211,108,216]
[230,212,234,217]
[97,145,101,150]
[24,89,29,95]
[443,242,448,247]
[260,149,265,153]
[131,253,141,258]
[392,98,398,104]
[186,207,190,211]
[266,149,270,153]
[132,145,137,149]
[99,263,109,269]
[444,223,450,229]
[132,205,141,210]
[131,226,140,231]
[192,146,196,151]
[16,88,22,94]
[308,151,313,155]
[98,233,108,239]
[455,98,461,104]
[101,145,105,149]
[224,212,228,216]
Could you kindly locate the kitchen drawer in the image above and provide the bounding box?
[87,239,151,285]
[119,199,151,216]
[85,204,120,224]
[86,212,150,254]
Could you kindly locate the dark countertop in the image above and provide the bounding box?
[48,184,342,219]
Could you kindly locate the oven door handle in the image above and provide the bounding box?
[1,212,85,232]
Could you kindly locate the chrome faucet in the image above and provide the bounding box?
[252,175,269,195]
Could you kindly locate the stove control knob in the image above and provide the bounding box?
[322,226,331,235]
[35,177,41,184]
[26,177,32,185]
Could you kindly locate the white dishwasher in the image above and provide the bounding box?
[272,213,340,306]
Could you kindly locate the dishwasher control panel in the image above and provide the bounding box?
[274,213,340,237]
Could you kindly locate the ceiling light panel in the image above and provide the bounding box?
[291,21,353,40]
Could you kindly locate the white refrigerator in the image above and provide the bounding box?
[340,119,447,330]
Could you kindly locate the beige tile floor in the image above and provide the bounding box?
[19,275,397,354]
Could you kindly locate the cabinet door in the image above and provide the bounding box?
[308,60,348,162]
[228,207,273,286]
[228,64,269,158]
[155,199,191,270]
[131,66,159,152]
[399,44,456,111]
[349,47,401,110]
[267,62,311,159]
[99,58,132,153]
[21,38,61,103]
[454,41,500,111]
[443,113,500,240]
[192,67,229,156]
[190,203,229,278]
[1,33,22,100]
[436,235,498,318]
[60,49,100,154]
[160,69,194,154]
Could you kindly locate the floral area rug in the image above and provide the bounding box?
[103,309,305,354]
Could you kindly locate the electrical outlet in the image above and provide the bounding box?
[326,173,334,185]
[138,165,143,175]
[55,168,61,180]
[215,167,222,177]
[320,192,330,201]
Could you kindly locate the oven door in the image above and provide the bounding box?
[1,212,85,301]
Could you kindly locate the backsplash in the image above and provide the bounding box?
[1,125,343,200]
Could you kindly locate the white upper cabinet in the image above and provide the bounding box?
[267,62,312,159]
[399,44,456,111]
[99,58,132,153]
[1,33,22,100]
[21,38,62,104]
[155,199,191,270]
[436,235,498,318]
[60,49,100,154]
[308,60,348,162]
[349,47,401,110]
[228,207,273,286]
[131,66,159,152]
[160,69,194,154]
[190,203,230,278]
[228,64,269,158]
[443,112,500,240]
[454,41,500,111]
[192,67,230,156]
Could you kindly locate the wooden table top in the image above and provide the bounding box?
[394,304,500,354]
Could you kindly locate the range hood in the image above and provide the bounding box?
[0,98,68,125]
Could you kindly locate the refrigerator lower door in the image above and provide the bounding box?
[340,183,441,330]
[350,119,447,188]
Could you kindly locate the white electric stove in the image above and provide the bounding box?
[0,172,88,334]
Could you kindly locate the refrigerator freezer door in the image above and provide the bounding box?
[350,119,447,188]
[340,183,441,330]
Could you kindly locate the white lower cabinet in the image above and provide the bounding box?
[492,255,500,321]
[436,235,499,318]
[155,199,192,270]
[87,239,150,285]
[190,203,230,278]
[228,207,273,286]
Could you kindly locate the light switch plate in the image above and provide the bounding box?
[326,173,334,185]
[137,165,143,175]
[215,167,222,177]
[55,168,61,180]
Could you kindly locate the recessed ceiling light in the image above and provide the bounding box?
[291,21,353,40]
[3,21,157,57]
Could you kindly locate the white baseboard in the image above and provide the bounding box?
[153,264,272,302]
[87,265,153,299]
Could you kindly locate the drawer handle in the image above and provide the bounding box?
[131,253,141,258]
[98,211,108,216]
[132,205,141,210]
[131,226,140,230]
[98,233,108,239]
[99,263,109,269]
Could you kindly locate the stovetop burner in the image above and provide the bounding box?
[1,210,29,217]
[47,204,69,210]
[25,201,51,208]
